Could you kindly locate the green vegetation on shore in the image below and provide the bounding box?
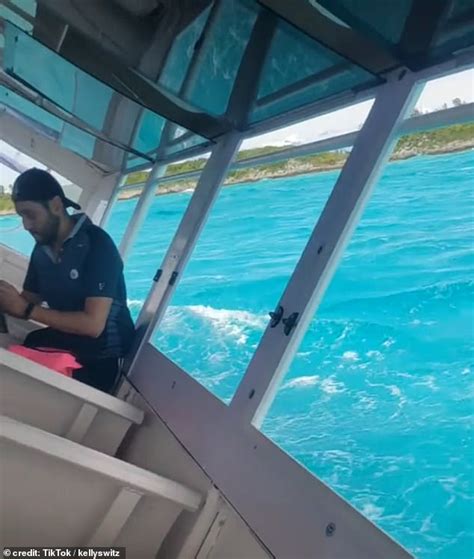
[0,195,13,213]
[1,123,473,214]
[121,122,474,198]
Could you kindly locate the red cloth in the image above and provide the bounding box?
[8,345,82,377]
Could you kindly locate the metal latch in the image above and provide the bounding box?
[269,305,284,328]
[282,312,299,336]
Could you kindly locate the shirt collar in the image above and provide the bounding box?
[65,213,89,241]
[41,213,91,261]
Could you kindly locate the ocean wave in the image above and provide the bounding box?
[282,374,346,395]
[342,350,360,361]
[321,377,346,394]
[327,280,473,312]
[283,375,320,389]
[186,304,266,328]
[159,304,267,345]
[360,502,385,521]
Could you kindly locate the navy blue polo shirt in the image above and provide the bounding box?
[23,214,135,358]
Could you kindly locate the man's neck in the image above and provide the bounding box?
[51,214,76,255]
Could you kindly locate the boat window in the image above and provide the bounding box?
[3,23,112,131]
[129,111,210,162]
[0,148,81,257]
[250,18,378,123]
[105,195,140,250]
[132,110,167,156]
[0,3,34,33]
[105,161,208,321]
[158,5,212,95]
[1,22,211,170]
[259,147,474,559]
[151,156,338,403]
[0,208,35,258]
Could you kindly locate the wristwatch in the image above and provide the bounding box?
[23,302,36,320]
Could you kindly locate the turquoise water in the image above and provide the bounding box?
[2,151,473,558]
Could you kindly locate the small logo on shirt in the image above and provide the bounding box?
[70,269,79,280]
[99,282,105,291]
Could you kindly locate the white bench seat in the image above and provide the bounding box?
[0,416,202,555]
[0,348,144,455]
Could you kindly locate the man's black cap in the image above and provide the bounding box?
[12,168,81,210]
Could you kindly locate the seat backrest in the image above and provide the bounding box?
[0,348,144,455]
[0,416,202,556]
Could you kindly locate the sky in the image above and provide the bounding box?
[0,69,473,187]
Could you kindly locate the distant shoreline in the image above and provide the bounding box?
[117,141,473,202]
[0,141,472,216]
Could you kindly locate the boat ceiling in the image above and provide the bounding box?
[0,0,473,174]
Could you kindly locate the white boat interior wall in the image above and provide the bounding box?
[1,0,473,557]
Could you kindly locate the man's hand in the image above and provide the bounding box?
[0,281,29,318]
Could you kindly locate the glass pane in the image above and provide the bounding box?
[258,20,345,99]
[105,195,140,249]
[0,86,63,133]
[158,5,212,94]
[0,213,33,256]
[125,191,193,321]
[132,109,166,155]
[4,22,112,129]
[105,174,197,321]
[0,86,109,162]
[0,150,79,257]
[153,167,337,403]
[184,0,258,115]
[252,19,377,123]
[0,5,33,32]
[3,22,204,161]
[261,150,474,559]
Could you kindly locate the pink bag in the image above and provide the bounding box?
[8,345,82,377]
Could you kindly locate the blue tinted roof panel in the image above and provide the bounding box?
[159,5,212,94]
[184,0,258,115]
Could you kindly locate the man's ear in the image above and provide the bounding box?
[49,195,64,216]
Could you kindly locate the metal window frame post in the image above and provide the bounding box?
[124,132,242,373]
[118,163,168,260]
[229,71,423,426]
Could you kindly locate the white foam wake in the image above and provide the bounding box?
[159,304,267,345]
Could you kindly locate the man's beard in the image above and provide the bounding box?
[35,214,61,246]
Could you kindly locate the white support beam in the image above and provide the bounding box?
[229,72,423,426]
[88,487,142,546]
[118,164,168,259]
[79,171,122,226]
[0,152,27,174]
[0,111,108,188]
[65,403,98,444]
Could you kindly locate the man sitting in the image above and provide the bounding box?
[0,168,135,393]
